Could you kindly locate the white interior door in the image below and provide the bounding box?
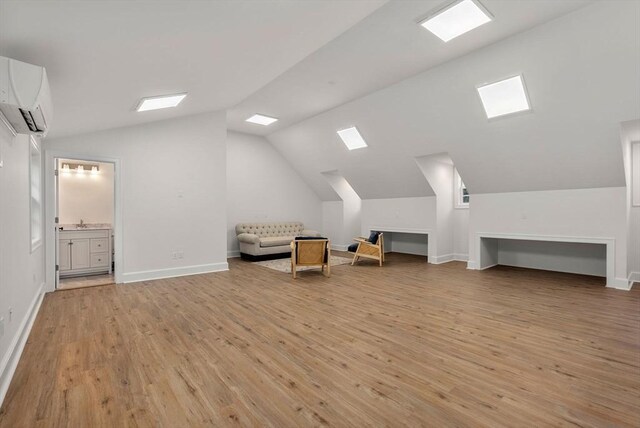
[55,159,60,288]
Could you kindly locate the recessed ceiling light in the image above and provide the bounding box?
[477,75,531,119]
[420,0,492,42]
[245,114,278,126]
[337,126,368,150]
[136,93,187,112]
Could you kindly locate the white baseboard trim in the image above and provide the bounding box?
[606,277,632,291]
[629,272,640,285]
[0,283,45,407]
[466,260,478,270]
[453,253,468,262]
[429,253,470,264]
[331,244,349,252]
[227,250,240,259]
[430,254,453,264]
[122,262,229,284]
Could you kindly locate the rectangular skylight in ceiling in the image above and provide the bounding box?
[477,75,531,119]
[337,126,368,150]
[420,0,492,42]
[136,93,187,112]
[245,114,279,126]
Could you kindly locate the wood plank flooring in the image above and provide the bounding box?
[58,273,115,290]
[1,253,638,427]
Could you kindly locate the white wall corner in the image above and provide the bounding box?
[453,253,469,262]
[607,277,633,291]
[122,262,229,284]
[629,271,640,285]
[0,283,45,407]
[430,254,455,264]
[227,250,241,259]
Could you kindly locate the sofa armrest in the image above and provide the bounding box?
[237,233,260,244]
[301,229,321,237]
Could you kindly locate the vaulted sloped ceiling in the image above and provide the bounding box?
[0,0,387,138]
[229,0,591,136]
[268,1,640,200]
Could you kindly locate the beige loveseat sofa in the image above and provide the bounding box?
[236,222,321,261]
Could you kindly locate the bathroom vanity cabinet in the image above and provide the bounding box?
[58,228,112,277]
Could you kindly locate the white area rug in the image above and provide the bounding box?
[254,255,352,274]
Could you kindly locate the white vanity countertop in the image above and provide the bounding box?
[59,223,112,231]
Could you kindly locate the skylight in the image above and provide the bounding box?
[136,93,187,112]
[420,0,492,42]
[245,114,278,126]
[337,127,368,150]
[477,75,531,119]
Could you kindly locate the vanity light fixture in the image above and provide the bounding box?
[60,162,99,174]
[420,0,492,42]
[477,74,531,119]
[337,126,368,150]
[136,93,187,112]
[245,114,279,126]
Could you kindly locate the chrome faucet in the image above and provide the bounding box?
[77,219,87,229]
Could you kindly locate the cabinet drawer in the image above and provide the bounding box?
[90,252,109,268]
[90,238,108,253]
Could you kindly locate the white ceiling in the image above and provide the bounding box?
[2,0,637,201]
[0,0,386,138]
[228,0,592,135]
[268,1,640,200]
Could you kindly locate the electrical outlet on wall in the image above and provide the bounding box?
[177,249,184,259]
[171,251,178,260]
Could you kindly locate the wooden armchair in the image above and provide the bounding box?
[351,232,384,266]
[290,238,331,279]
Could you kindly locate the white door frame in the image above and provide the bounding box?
[44,150,123,291]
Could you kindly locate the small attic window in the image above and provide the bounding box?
[455,170,469,209]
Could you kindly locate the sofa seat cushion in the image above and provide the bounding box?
[259,236,296,248]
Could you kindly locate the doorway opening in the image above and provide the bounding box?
[55,158,115,290]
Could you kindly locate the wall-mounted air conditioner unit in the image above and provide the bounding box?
[0,56,52,136]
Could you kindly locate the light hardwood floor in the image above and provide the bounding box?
[58,273,115,290]
[1,253,638,427]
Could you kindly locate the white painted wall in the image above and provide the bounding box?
[630,143,640,282]
[497,240,606,277]
[468,187,628,286]
[45,112,228,284]
[361,197,436,233]
[322,201,344,249]
[453,208,469,261]
[361,196,437,256]
[415,154,455,262]
[621,120,640,284]
[321,171,362,250]
[226,131,322,256]
[0,124,45,405]
[58,160,114,225]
